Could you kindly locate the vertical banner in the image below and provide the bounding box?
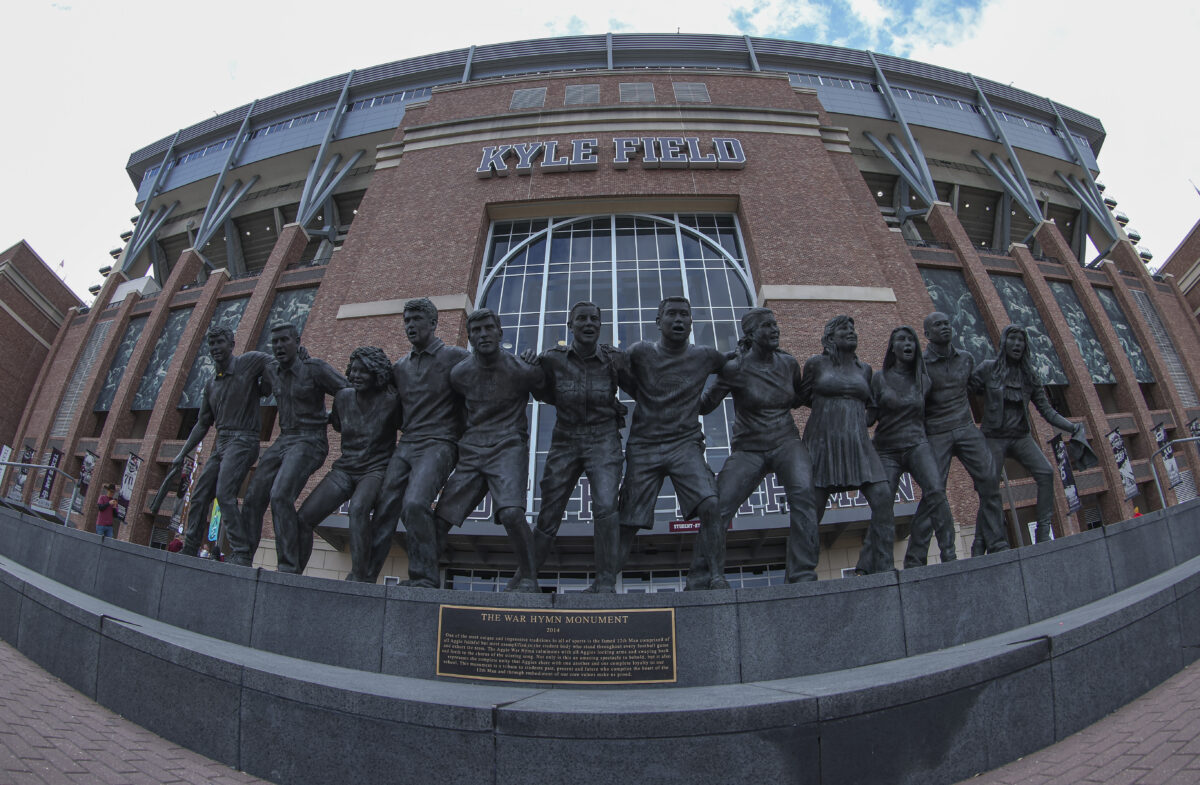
[116,453,143,522]
[1050,435,1081,514]
[9,446,34,501]
[33,448,63,511]
[1107,428,1138,500]
[0,444,11,489]
[1153,423,1182,488]
[170,453,196,529]
[207,499,222,542]
[75,451,98,513]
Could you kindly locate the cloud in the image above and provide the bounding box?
[730,0,831,39]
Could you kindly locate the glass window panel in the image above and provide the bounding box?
[988,274,1068,385]
[1094,288,1154,383]
[132,307,194,411]
[255,287,318,352]
[179,298,249,408]
[919,267,993,366]
[94,317,146,412]
[1047,282,1116,384]
[479,213,752,527]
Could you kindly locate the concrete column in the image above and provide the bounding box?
[125,267,230,545]
[1009,242,1129,530]
[85,250,205,539]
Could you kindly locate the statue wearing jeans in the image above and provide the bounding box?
[903,312,1005,563]
[173,326,271,559]
[695,308,817,583]
[974,324,1082,544]
[242,323,347,571]
[373,298,470,587]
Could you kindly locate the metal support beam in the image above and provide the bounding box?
[1049,101,1120,243]
[969,76,1042,222]
[192,176,260,254]
[865,51,938,206]
[461,45,475,84]
[297,71,359,228]
[124,200,180,270]
[122,131,181,273]
[744,35,761,72]
[1057,171,1119,247]
[606,32,613,70]
[865,131,937,207]
[193,101,259,260]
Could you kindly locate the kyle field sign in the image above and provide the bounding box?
[437,604,676,684]
[477,136,746,177]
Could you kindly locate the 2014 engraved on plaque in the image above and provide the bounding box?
[436,605,676,684]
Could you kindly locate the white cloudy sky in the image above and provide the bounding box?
[2,0,1197,300]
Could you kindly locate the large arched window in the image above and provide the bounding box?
[477,213,754,526]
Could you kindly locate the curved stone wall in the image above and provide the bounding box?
[1,501,1198,784]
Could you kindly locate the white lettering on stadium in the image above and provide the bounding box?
[476,137,746,178]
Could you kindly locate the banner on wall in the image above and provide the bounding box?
[1153,423,1182,488]
[207,500,221,542]
[170,452,197,529]
[1107,428,1138,500]
[33,448,63,511]
[1050,435,1081,514]
[9,446,34,501]
[74,451,98,513]
[116,453,143,522]
[0,444,11,489]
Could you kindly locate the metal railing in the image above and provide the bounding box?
[1150,436,1200,509]
[0,461,80,524]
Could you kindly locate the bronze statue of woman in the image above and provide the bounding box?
[973,324,1082,544]
[869,326,954,567]
[799,315,894,575]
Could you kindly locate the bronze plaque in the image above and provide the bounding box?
[436,605,676,684]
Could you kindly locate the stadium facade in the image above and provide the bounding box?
[9,33,1200,589]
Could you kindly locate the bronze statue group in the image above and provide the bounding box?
[170,295,1084,592]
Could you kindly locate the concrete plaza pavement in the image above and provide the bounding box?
[1,637,1197,784]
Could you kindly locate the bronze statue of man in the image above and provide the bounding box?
[904,311,1004,563]
[617,296,728,591]
[974,324,1083,544]
[172,326,271,559]
[371,298,470,587]
[434,308,545,593]
[241,323,347,572]
[695,308,817,583]
[510,301,627,592]
[295,347,400,582]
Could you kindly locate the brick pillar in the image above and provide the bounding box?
[1094,255,1192,509]
[50,290,148,524]
[5,272,130,501]
[1009,241,1131,529]
[85,250,205,540]
[1036,222,1160,518]
[235,223,310,351]
[924,202,1009,342]
[126,267,230,545]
